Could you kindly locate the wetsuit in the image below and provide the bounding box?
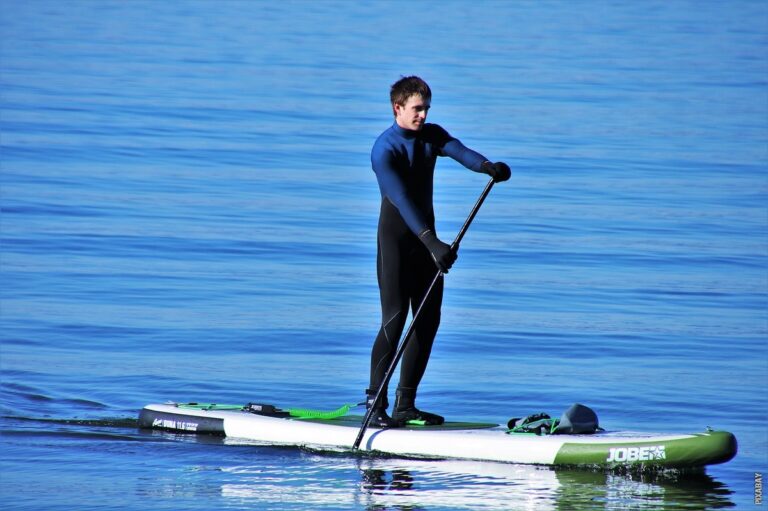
[369,122,487,405]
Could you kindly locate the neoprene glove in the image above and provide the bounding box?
[419,229,457,273]
[481,161,511,183]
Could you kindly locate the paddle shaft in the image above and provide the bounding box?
[353,178,496,450]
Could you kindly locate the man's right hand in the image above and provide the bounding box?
[419,229,457,273]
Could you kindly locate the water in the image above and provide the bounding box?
[1,1,766,509]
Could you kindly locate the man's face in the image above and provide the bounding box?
[394,94,430,131]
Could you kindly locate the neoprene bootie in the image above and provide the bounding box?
[365,388,401,428]
[392,387,444,425]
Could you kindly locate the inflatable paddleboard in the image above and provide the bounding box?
[138,402,736,469]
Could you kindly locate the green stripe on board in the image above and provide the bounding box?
[553,430,737,468]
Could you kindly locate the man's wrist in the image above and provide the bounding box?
[419,228,437,242]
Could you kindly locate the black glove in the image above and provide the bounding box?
[481,161,511,183]
[419,229,457,273]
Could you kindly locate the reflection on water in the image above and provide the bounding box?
[217,459,734,511]
[553,470,734,511]
[134,435,734,511]
[355,459,558,511]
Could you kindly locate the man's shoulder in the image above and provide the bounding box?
[422,122,447,134]
[371,125,398,164]
[422,123,453,144]
[372,124,399,151]
[374,123,395,140]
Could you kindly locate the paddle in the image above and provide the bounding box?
[353,177,496,450]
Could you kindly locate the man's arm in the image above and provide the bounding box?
[441,137,487,172]
[371,141,456,272]
[437,128,511,183]
[371,145,430,235]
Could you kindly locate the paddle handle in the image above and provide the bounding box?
[353,178,496,450]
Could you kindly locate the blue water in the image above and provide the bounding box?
[1,1,766,509]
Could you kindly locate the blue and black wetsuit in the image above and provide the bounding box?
[369,122,487,402]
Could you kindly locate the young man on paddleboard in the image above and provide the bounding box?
[367,76,511,427]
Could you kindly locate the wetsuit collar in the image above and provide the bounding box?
[392,122,419,139]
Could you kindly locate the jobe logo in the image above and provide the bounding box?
[607,445,666,463]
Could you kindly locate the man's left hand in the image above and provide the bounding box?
[481,161,511,183]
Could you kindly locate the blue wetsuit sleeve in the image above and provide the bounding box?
[429,124,487,172]
[371,142,430,235]
[442,138,487,172]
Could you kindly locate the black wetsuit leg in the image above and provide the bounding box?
[369,200,443,394]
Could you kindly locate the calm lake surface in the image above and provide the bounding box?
[1,1,766,510]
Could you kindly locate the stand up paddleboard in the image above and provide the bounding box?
[138,402,736,470]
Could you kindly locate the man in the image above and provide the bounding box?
[367,76,510,427]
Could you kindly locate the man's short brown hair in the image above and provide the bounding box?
[390,76,432,116]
